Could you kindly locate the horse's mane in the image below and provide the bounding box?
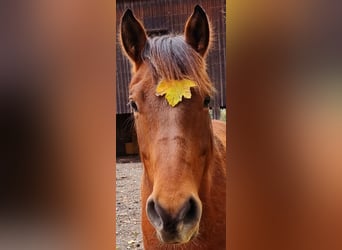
[142,35,215,97]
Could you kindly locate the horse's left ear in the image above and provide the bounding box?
[120,9,147,67]
[184,5,210,57]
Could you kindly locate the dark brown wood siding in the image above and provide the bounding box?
[116,0,226,114]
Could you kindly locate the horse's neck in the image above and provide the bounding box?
[210,120,226,172]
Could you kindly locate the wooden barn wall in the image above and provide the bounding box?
[116,0,226,114]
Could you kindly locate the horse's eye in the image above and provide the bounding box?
[129,100,138,112]
[204,96,211,107]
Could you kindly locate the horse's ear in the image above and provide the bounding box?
[120,9,147,66]
[184,5,210,57]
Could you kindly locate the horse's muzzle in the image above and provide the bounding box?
[146,196,202,244]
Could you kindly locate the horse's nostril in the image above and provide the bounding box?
[146,199,163,229]
[147,196,201,234]
[180,197,199,224]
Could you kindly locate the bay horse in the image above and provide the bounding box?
[120,5,226,249]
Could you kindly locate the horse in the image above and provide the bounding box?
[120,5,226,249]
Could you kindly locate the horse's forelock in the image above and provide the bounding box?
[143,35,214,97]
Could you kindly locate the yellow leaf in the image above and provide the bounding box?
[155,79,197,107]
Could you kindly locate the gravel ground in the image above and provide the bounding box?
[116,160,144,250]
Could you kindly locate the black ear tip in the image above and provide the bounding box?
[122,8,134,20]
[194,4,206,15]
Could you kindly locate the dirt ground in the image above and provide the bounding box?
[116,157,144,250]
